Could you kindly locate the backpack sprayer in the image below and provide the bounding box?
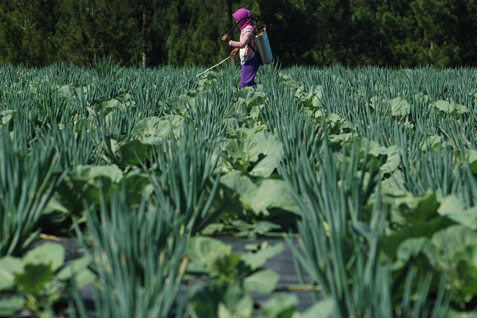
[196,16,273,77]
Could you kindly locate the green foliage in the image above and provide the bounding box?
[72,184,188,318]
[3,0,477,66]
[55,0,141,65]
[0,0,59,66]
[0,131,61,256]
[283,143,450,317]
[2,63,477,316]
[186,237,284,318]
[261,293,298,318]
[0,243,93,317]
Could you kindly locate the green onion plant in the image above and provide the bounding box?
[71,183,188,318]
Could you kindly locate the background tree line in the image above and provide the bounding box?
[1,0,477,68]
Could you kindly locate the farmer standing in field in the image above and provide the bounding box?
[221,8,259,89]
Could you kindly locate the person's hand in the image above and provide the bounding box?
[230,48,239,56]
[221,34,229,42]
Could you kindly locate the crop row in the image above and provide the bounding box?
[0,60,476,317]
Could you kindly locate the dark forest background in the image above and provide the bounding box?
[1,0,477,68]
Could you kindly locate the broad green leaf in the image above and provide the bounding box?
[224,118,240,136]
[447,309,477,318]
[0,257,24,290]
[393,237,437,271]
[0,110,16,126]
[244,269,279,294]
[438,195,466,216]
[467,149,477,173]
[381,170,406,194]
[188,284,218,318]
[324,113,352,134]
[380,145,400,174]
[250,105,262,120]
[369,95,385,111]
[131,115,187,143]
[220,171,257,209]
[224,139,259,169]
[300,298,334,318]
[57,256,95,288]
[218,304,238,318]
[383,216,453,257]
[94,93,135,115]
[298,85,323,108]
[250,133,284,178]
[408,191,440,223]
[422,135,442,152]
[218,284,254,318]
[358,138,387,158]
[125,168,154,201]
[241,243,284,270]
[0,296,25,316]
[57,85,75,98]
[234,126,267,140]
[325,113,342,125]
[110,139,151,166]
[186,237,234,274]
[189,282,254,318]
[43,197,69,215]
[23,243,64,272]
[71,164,123,184]
[357,137,395,172]
[385,191,439,225]
[261,293,298,318]
[212,253,242,277]
[432,225,477,261]
[14,264,54,295]
[96,97,121,111]
[247,179,300,215]
[234,221,281,238]
[438,195,477,230]
[224,131,284,177]
[414,93,429,105]
[222,173,299,215]
[442,206,477,230]
[201,223,225,236]
[431,100,468,114]
[311,85,324,105]
[239,89,266,109]
[329,132,356,145]
[432,225,477,301]
[58,164,123,216]
[314,109,323,119]
[131,117,166,138]
[390,97,410,117]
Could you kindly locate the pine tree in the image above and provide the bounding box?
[149,0,230,66]
[0,0,59,66]
[56,0,141,66]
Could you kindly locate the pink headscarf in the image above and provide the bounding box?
[232,8,256,30]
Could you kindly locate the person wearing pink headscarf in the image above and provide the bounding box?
[221,8,259,89]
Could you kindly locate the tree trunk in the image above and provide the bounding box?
[141,3,147,68]
[227,0,233,29]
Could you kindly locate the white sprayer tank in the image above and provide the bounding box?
[255,27,273,65]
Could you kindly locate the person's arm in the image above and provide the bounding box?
[229,48,239,56]
[228,28,254,49]
[221,34,240,56]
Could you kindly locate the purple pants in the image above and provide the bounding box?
[240,54,260,89]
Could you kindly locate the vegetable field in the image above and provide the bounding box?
[1,60,477,317]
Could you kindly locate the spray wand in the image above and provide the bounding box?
[195,56,231,77]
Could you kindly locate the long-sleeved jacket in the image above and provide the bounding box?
[229,26,257,64]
